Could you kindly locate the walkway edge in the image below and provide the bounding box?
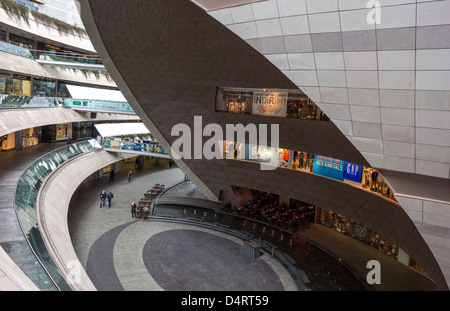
[36,149,134,291]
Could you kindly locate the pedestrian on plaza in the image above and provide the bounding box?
[131,201,137,218]
[142,206,149,220]
[99,190,106,208]
[128,170,133,182]
[107,191,114,208]
[169,160,173,168]
[67,136,72,144]
[109,169,115,183]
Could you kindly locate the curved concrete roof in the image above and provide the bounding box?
[0,108,139,138]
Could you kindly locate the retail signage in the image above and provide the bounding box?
[312,155,344,181]
[110,140,119,149]
[352,222,371,241]
[252,91,288,117]
[242,144,278,165]
[343,162,363,183]
[64,98,134,113]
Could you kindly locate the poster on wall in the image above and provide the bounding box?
[312,155,344,181]
[252,90,288,117]
[343,162,363,183]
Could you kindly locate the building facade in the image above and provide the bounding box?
[77,0,450,290]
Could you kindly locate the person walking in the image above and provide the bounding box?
[131,201,137,218]
[109,169,115,183]
[128,170,133,182]
[99,190,106,208]
[107,191,114,208]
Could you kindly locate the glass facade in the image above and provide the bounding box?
[21,127,41,149]
[32,77,56,97]
[0,76,32,95]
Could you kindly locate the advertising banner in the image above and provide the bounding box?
[133,143,141,151]
[312,155,344,181]
[110,140,119,149]
[343,162,363,183]
[65,98,134,113]
[252,91,288,117]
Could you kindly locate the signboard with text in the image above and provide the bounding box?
[252,91,288,117]
[313,155,344,181]
[343,162,363,183]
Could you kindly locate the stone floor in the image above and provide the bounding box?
[68,156,437,291]
[68,158,299,291]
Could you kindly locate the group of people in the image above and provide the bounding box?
[234,190,311,231]
[99,190,115,208]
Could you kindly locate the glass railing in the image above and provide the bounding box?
[14,139,102,291]
[0,94,66,108]
[0,40,34,59]
[34,52,103,65]
[100,138,167,155]
[0,94,135,114]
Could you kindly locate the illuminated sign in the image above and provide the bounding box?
[313,155,344,181]
[343,162,363,183]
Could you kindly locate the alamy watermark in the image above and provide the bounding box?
[366,260,381,284]
[367,0,381,25]
[170,116,279,170]
[66,259,81,285]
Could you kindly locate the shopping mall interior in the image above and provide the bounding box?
[0,0,449,297]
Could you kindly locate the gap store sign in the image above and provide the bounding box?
[313,155,363,183]
[344,162,363,183]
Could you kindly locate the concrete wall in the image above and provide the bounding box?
[0,107,140,138]
[0,3,95,53]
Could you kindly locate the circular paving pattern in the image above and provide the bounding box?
[142,229,285,291]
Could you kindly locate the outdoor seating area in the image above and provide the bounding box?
[136,183,165,219]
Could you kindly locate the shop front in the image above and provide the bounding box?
[32,77,56,97]
[316,207,402,261]
[0,132,15,151]
[21,127,42,149]
[42,123,73,142]
[216,86,329,121]
[0,74,32,96]
[72,122,93,140]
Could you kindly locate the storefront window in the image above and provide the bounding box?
[22,127,41,149]
[216,88,252,114]
[0,77,13,94]
[0,133,15,150]
[0,76,32,95]
[32,78,56,97]
[0,30,6,42]
[13,75,31,95]
[56,123,72,140]
[216,87,329,121]
[57,82,70,97]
